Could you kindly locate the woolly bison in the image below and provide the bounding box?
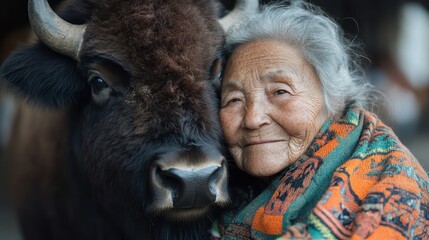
[0,0,258,239]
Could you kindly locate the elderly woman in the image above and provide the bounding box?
[216,1,429,239]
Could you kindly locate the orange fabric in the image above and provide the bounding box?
[252,206,283,235]
[310,111,429,239]
[352,226,406,240]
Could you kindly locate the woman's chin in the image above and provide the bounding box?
[243,160,289,178]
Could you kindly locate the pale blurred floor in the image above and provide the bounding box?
[0,141,22,240]
[0,205,22,240]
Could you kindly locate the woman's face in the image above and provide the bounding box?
[220,39,329,178]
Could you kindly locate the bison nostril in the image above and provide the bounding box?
[155,165,224,209]
[156,167,182,199]
[208,163,224,194]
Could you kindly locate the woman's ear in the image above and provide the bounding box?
[0,43,87,108]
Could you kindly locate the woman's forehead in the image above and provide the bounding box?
[223,39,316,86]
[226,40,309,72]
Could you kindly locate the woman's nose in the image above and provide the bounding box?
[243,100,271,129]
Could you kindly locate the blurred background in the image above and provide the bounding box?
[1,0,428,239]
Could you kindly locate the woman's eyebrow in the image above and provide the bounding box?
[221,80,241,92]
[260,69,295,84]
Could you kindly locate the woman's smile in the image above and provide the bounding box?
[244,139,286,147]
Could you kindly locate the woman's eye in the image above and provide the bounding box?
[225,98,241,106]
[90,77,109,94]
[274,89,289,95]
[230,98,240,103]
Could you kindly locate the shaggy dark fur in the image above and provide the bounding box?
[0,0,229,239]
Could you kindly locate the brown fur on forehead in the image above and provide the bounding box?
[83,0,224,90]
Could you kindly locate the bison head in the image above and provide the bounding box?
[1,0,258,223]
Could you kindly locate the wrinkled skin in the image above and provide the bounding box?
[220,39,329,179]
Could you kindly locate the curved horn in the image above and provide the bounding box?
[218,0,259,32]
[28,0,87,60]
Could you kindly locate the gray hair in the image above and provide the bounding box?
[224,1,374,117]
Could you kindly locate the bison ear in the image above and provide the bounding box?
[0,43,88,108]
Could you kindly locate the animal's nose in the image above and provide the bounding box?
[156,162,225,208]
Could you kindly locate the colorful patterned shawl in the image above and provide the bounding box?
[218,106,429,239]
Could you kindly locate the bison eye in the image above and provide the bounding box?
[88,75,112,105]
[90,76,109,94]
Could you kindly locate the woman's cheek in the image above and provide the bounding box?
[229,146,244,170]
[274,100,307,135]
[220,109,238,143]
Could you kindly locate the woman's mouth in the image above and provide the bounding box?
[244,140,285,147]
